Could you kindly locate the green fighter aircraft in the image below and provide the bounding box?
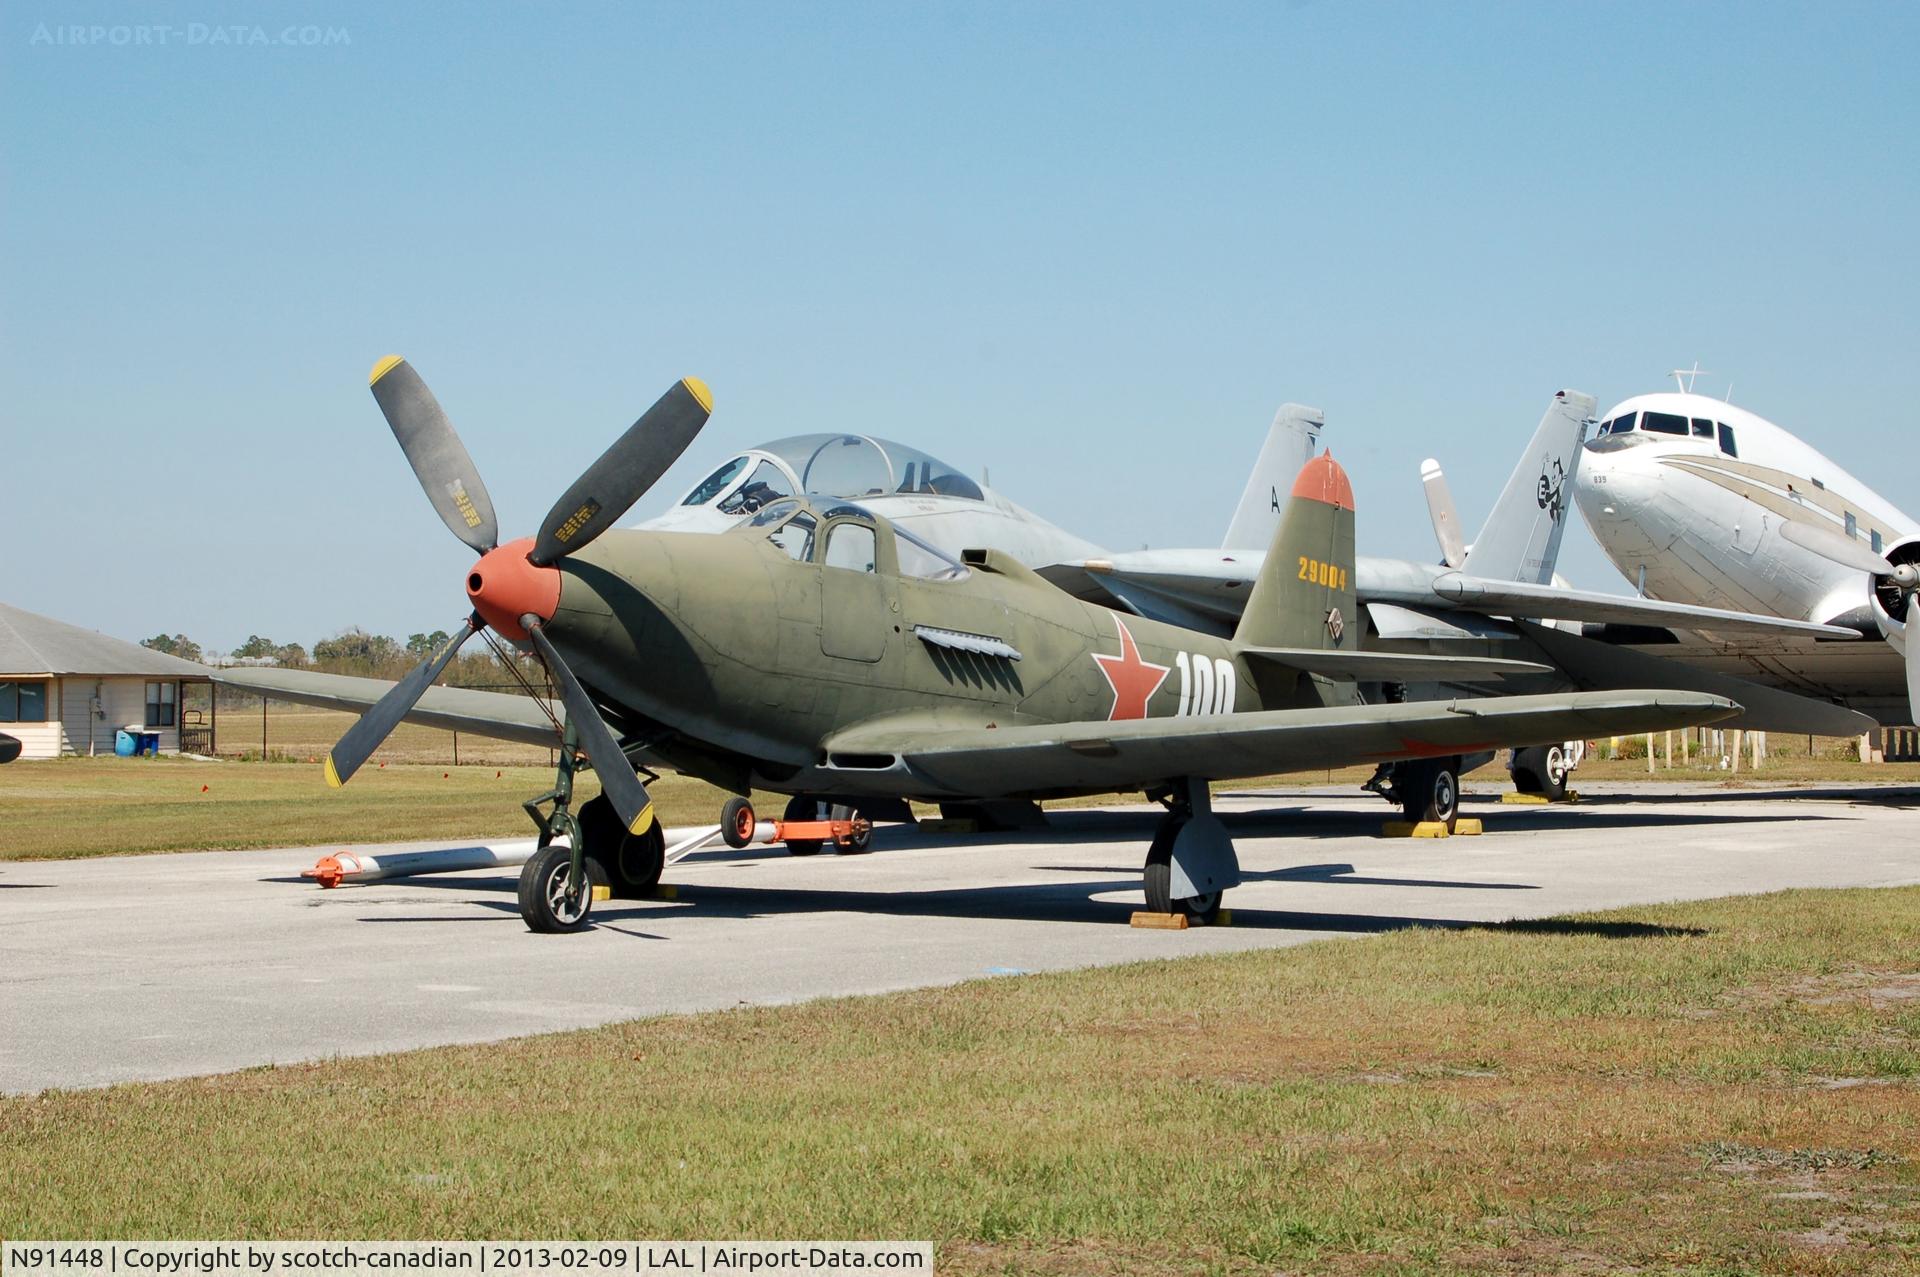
[226,359,1742,933]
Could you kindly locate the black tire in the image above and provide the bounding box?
[578,794,665,897]
[721,796,757,849]
[1511,745,1569,800]
[830,802,873,853]
[783,794,823,856]
[1141,816,1222,924]
[1399,758,1461,829]
[518,843,594,934]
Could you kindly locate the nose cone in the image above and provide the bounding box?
[466,537,561,639]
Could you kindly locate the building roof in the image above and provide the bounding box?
[0,602,210,678]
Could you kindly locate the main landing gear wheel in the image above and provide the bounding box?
[578,793,665,897]
[518,843,594,933]
[1511,744,1570,801]
[1399,756,1462,830]
[721,796,757,849]
[830,802,874,853]
[783,795,824,856]
[1141,813,1222,925]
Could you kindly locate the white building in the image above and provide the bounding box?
[0,602,213,759]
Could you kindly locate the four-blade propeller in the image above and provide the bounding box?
[323,355,713,834]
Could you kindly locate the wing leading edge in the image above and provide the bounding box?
[824,689,1738,799]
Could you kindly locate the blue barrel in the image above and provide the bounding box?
[114,729,137,757]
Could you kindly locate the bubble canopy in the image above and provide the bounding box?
[678,433,984,511]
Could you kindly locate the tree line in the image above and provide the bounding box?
[143,628,550,695]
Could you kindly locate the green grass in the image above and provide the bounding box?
[0,757,775,860]
[4,888,1918,1273]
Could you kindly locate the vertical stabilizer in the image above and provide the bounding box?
[1233,454,1357,651]
[1221,404,1325,550]
[1460,390,1596,584]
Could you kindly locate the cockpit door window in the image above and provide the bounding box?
[823,523,878,573]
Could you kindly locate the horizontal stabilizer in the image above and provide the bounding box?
[1241,646,1549,683]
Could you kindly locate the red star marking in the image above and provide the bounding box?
[1092,616,1171,721]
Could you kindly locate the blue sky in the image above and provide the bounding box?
[4,1,1916,650]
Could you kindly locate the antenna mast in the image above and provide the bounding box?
[1669,361,1709,394]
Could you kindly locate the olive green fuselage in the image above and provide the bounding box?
[545,521,1352,800]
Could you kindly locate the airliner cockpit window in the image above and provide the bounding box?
[683,456,748,506]
[1601,413,1637,434]
[1643,412,1689,436]
[1717,423,1739,457]
[1691,418,1715,438]
[718,460,794,514]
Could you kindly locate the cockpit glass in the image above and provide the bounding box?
[766,509,816,562]
[682,456,749,506]
[745,434,986,503]
[893,524,969,582]
[1690,417,1714,438]
[718,459,794,514]
[744,498,801,529]
[1600,413,1636,435]
[1717,423,1738,458]
[1643,412,1689,436]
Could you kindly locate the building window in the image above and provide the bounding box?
[145,681,176,728]
[0,680,48,722]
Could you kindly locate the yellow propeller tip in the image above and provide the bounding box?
[323,755,343,789]
[628,802,657,836]
[682,376,712,413]
[369,354,406,386]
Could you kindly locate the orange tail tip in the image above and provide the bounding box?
[1290,453,1355,511]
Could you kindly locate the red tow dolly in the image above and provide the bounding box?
[719,797,874,855]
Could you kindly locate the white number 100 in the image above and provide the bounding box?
[1174,652,1236,717]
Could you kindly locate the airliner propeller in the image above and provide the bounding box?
[323,356,712,840]
[1779,520,1920,710]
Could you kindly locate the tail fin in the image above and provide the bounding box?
[1221,403,1324,550]
[1233,454,1357,651]
[1460,390,1596,584]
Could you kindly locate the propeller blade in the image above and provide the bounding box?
[530,377,712,566]
[325,617,480,788]
[525,623,656,836]
[1907,629,1920,722]
[369,356,500,555]
[1421,459,1466,569]
[1779,519,1895,576]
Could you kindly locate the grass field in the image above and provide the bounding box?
[2,886,1915,1272]
[6,721,1918,861]
[0,758,780,861]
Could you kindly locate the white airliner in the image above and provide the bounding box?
[1574,378,1917,723]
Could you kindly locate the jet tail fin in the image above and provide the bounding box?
[1221,403,1324,550]
[1233,454,1357,651]
[1460,390,1596,584]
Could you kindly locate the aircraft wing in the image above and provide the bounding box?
[1423,575,1863,639]
[825,689,1737,798]
[1048,552,1861,641]
[212,668,564,748]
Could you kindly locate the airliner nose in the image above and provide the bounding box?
[466,537,561,639]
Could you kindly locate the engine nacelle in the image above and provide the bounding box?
[1870,535,1920,641]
